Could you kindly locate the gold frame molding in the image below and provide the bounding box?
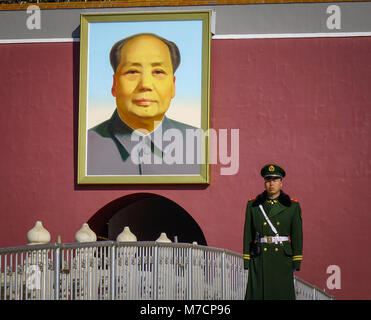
[77,11,211,184]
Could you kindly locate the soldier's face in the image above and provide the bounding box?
[264,177,283,198]
[111,35,175,128]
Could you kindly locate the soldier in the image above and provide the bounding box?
[243,164,303,300]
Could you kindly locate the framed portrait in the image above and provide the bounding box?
[77,11,211,184]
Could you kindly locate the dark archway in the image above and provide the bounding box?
[87,193,207,245]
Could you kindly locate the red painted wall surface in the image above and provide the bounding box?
[0,38,370,299]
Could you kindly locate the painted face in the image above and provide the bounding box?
[111,35,176,131]
[264,177,283,198]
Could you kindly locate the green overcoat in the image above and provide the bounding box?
[243,190,303,300]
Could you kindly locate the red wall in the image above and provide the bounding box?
[0,37,370,299]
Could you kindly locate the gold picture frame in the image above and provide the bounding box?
[77,11,211,184]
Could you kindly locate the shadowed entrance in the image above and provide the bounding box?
[88,193,207,245]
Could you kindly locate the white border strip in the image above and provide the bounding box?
[1,31,371,44]
[0,38,80,44]
[213,32,371,39]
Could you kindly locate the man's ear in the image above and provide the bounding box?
[111,74,117,97]
[171,76,176,98]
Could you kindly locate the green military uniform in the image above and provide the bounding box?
[243,164,303,300]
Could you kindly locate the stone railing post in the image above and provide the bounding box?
[26,221,51,299]
[74,223,97,299]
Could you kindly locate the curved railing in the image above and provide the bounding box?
[0,241,332,300]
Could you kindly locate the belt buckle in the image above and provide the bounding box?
[266,236,272,244]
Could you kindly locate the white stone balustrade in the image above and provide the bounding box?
[0,222,333,300]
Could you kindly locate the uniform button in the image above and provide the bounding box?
[263,222,267,226]
[275,248,279,252]
[276,222,280,225]
[264,248,267,252]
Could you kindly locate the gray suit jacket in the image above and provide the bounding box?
[87,110,202,175]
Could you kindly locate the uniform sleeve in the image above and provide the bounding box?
[243,201,253,270]
[291,202,303,271]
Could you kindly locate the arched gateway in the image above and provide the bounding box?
[87,193,207,245]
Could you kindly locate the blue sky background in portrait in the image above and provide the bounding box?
[87,19,203,128]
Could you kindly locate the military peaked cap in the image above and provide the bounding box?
[261,164,286,179]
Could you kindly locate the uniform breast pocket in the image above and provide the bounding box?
[282,242,293,256]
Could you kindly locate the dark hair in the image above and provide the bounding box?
[109,33,181,73]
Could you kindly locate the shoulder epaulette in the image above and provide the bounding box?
[248,198,255,202]
[291,198,298,203]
